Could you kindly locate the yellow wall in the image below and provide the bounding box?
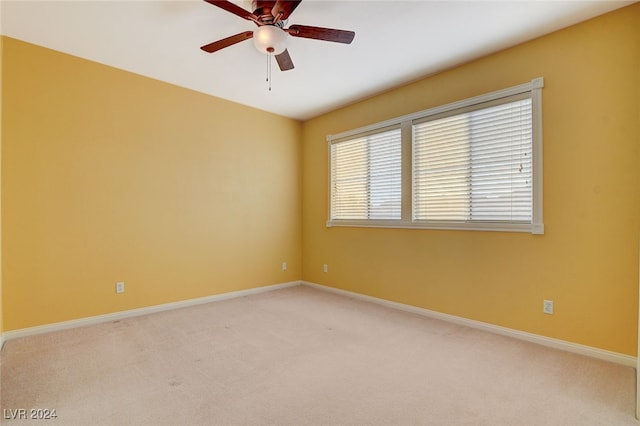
[302,4,640,355]
[0,35,3,342]
[1,37,302,331]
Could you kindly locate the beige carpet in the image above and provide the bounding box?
[0,285,637,425]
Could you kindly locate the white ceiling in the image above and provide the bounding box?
[1,1,634,120]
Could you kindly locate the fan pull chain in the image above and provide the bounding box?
[269,54,272,91]
[266,48,274,92]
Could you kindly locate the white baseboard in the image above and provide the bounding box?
[3,279,636,368]
[302,281,637,368]
[2,281,300,343]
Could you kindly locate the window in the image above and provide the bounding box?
[330,127,402,220]
[327,78,544,234]
[413,95,532,223]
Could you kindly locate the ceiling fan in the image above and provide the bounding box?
[200,0,356,71]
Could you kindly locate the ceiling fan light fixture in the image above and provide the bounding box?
[253,25,287,55]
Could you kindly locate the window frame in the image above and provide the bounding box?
[327,78,544,234]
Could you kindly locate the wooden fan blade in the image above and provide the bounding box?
[203,0,258,22]
[275,49,294,71]
[200,31,254,53]
[272,0,302,21]
[287,25,355,44]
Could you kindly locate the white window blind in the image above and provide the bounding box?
[330,127,402,221]
[413,96,533,223]
[327,78,543,233]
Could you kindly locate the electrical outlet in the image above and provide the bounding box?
[116,281,125,294]
[323,264,328,273]
[282,262,287,271]
[543,299,553,315]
